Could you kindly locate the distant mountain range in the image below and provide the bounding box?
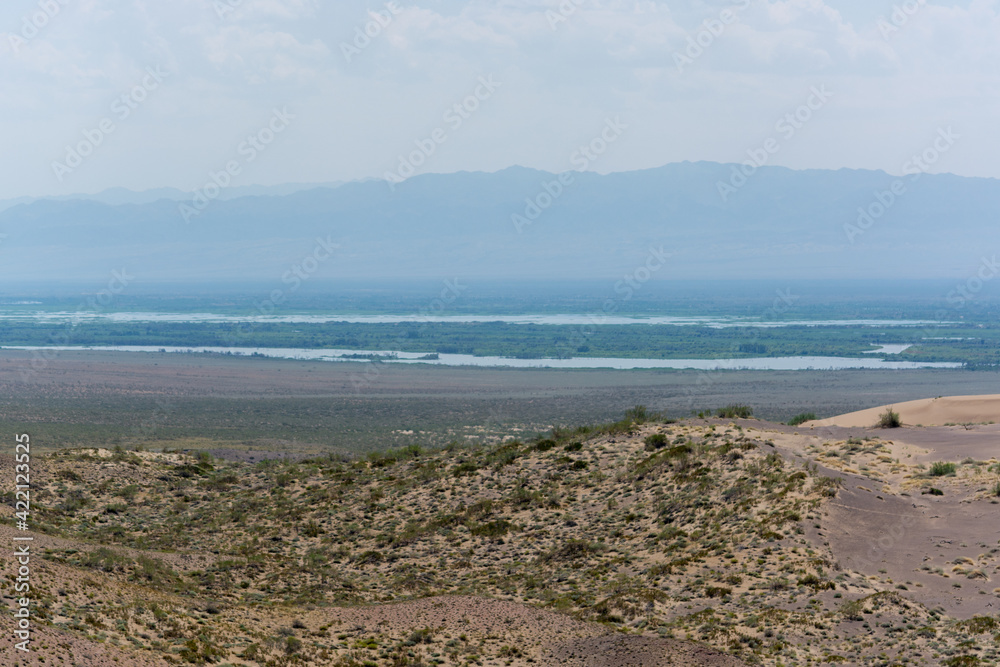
[0,182,345,213]
[1,163,997,285]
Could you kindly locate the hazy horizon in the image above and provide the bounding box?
[3,1,999,200]
[6,157,1000,205]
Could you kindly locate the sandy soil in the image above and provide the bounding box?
[759,402,1000,620]
[804,394,1000,428]
[1,615,173,667]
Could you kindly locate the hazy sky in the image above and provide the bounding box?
[1,0,997,199]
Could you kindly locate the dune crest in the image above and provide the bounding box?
[804,394,1000,427]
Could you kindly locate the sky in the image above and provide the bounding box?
[1,0,997,199]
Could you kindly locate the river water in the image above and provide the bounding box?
[2,345,962,370]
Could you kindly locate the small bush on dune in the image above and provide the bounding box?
[644,433,668,451]
[875,407,901,429]
[704,585,731,598]
[534,439,556,452]
[929,461,957,477]
[787,412,816,426]
[625,405,650,424]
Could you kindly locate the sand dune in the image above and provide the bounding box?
[804,394,1000,428]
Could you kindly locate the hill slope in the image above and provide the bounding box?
[6,408,1000,665]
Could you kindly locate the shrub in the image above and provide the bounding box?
[487,443,523,469]
[535,439,556,452]
[625,405,650,424]
[705,586,731,598]
[717,404,753,419]
[400,444,422,458]
[132,556,180,587]
[654,526,688,542]
[959,616,999,633]
[470,520,515,539]
[943,657,981,666]
[875,407,901,428]
[798,574,835,591]
[407,628,434,644]
[644,433,668,451]
[452,461,479,477]
[929,461,957,477]
[538,539,606,563]
[83,548,131,573]
[355,550,384,565]
[787,412,816,426]
[285,636,302,654]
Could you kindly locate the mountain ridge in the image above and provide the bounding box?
[2,162,998,283]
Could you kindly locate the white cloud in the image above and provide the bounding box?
[196,25,330,82]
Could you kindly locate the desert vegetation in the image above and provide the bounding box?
[875,406,902,428]
[5,406,1000,665]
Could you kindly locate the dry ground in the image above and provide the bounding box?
[3,394,1000,665]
